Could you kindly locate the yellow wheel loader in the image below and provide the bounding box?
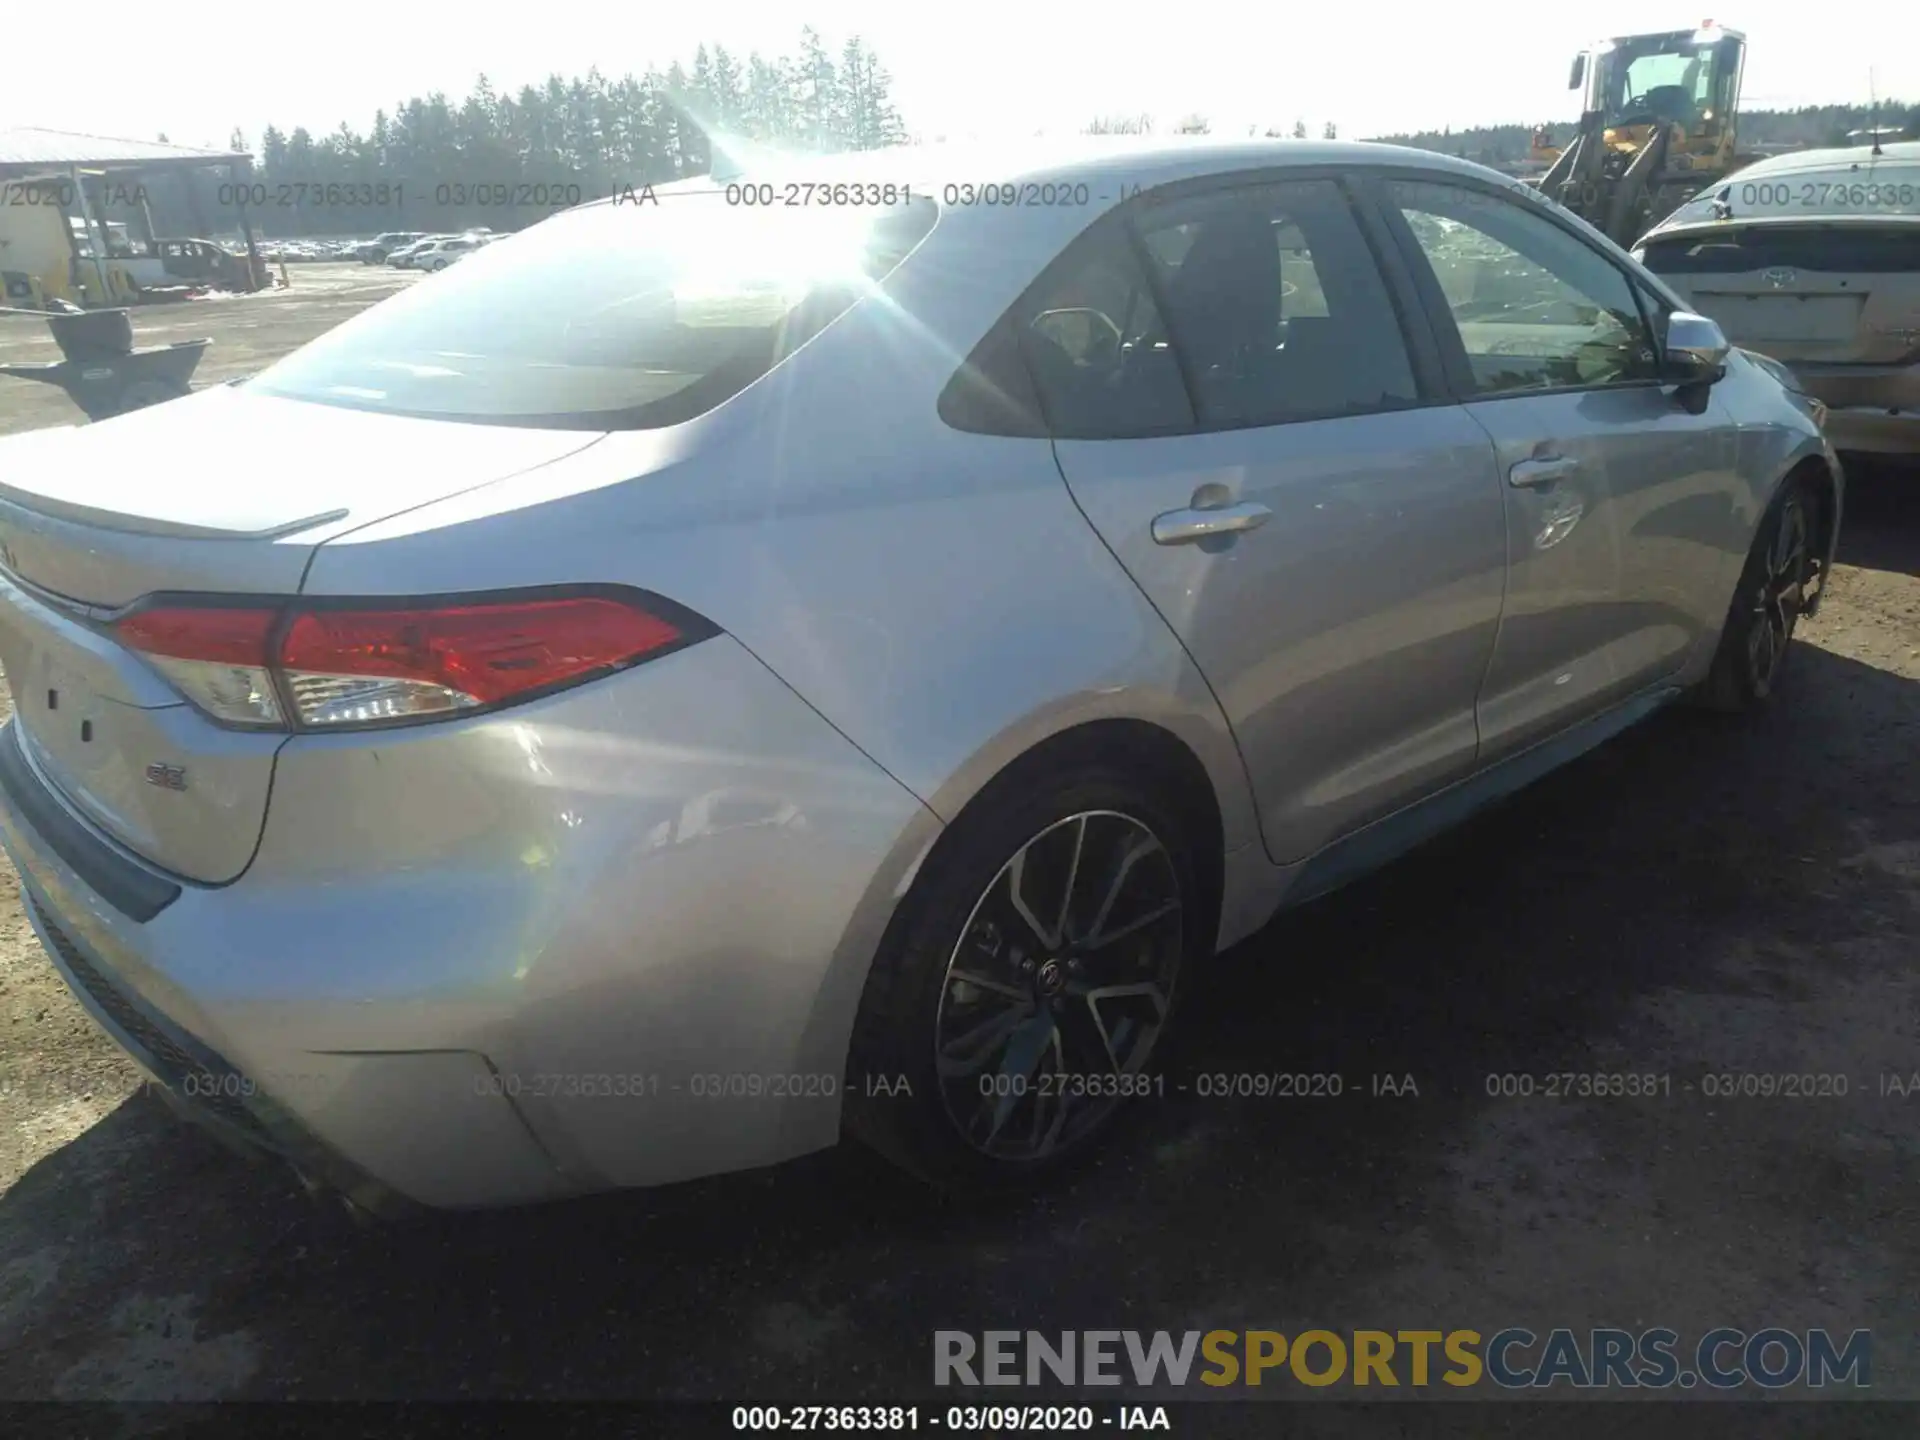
[1531,22,1757,246]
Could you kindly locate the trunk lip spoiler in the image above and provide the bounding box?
[0,480,348,541]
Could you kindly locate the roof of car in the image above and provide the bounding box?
[589,136,1518,208]
[1642,139,1920,240]
[1719,139,1920,179]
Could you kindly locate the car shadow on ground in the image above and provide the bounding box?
[2,635,1918,1403]
[1836,459,1920,578]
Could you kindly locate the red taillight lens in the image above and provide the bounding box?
[115,593,698,731]
[278,598,684,726]
[115,607,278,664]
[114,607,284,727]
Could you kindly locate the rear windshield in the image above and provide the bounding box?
[248,195,936,430]
[1640,225,1920,275]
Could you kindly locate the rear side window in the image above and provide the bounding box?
[1133,179,1417,428]
[248,196,936,430]
[1017,222,1196,440]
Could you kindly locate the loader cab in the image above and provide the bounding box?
[1570,24,1746,167]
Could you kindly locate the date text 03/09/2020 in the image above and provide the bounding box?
[730,1404,1171,1432]
[607,180,1154,210]
[461,1070,1413,1104]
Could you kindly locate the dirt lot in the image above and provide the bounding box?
[0,263,418,438]
[0,286,1916,1414]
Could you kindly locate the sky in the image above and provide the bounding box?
[4,2,1916,150]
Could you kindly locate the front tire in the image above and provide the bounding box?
[1699,473,1818,713]
[844,764,1202,1192]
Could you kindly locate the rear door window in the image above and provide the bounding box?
[1016,222,1196,439]
[1132,179,1419,428]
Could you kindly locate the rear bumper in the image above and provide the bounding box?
[1819,408,1920,459]
[1790,360,1920,457]
[19,890,423,1220]
[2,791,580,1211]
[0,636,937,1209]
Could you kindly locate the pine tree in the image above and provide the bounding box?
[709,45,746,131]
[199,29,917,237]
[840,38,905,148]
[791,27,838,150]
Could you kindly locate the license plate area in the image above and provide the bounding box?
[1698,292,1866,346]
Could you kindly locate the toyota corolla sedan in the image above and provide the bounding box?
[0,138,1841,1215]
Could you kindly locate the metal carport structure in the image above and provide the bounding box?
[0,128,265,306]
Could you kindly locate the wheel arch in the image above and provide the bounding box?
[913,717,1230,957]
[826,715,1233,1175]
[909,679,1264,950]
[778,709,1245,1161]
[1783,452,1842,616]
[1691,443,1838,711]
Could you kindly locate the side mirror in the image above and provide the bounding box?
[1664,311,1729,384]
[1568,54,1587,91]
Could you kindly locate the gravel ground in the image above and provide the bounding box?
[0,263,418,437]
[0,289,1915,1412]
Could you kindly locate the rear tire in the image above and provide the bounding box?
[843,762,1204,1193]
[1698,473,1817,713]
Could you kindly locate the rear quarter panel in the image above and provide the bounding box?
[288,215,1271,1178]
[299,208,1261,871]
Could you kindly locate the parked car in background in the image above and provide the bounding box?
[112,237,265,294]
[386,235,455,268]
[0,139,1841,1216]
[416,236,486,271]
[1635,139,1920,460]
[358,232,428,265]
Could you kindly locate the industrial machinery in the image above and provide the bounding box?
[1532,21,1754,246]
[0,303,209,420]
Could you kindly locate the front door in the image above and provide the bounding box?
[1378,177,1742,761]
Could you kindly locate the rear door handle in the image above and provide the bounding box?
[1509,456,1579,489]
[1151,501,1273,545]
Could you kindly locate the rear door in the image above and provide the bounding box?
[1035,174,1509,865]
[1377,176,1743,762]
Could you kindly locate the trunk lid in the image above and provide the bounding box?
[0,385,604,602]
[0,387,604,883]
[1638,220,1920,365]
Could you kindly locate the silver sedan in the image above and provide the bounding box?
[0,138,1842,1212]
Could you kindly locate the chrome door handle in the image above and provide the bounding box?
[1151,501,1273,545]
[1509,456,1579,489]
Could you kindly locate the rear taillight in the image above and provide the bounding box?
[116,607,285,728]
[114,592,704,731]
[278,599,684,726]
